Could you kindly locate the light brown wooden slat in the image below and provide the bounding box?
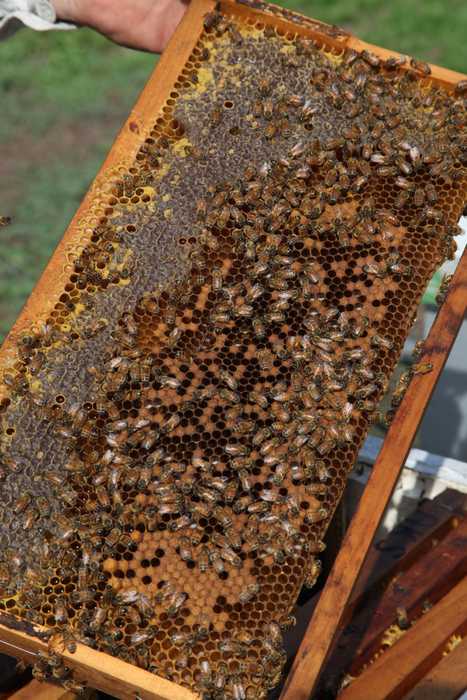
[7,679,78,700]
[338,576,467,700]
[280,246,467,700]
[402,636,467,700]
[0,620,198,700]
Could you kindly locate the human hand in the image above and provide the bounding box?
[51,0,188,53]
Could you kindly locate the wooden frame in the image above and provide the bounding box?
[0,0,466,698]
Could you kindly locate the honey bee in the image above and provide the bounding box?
[425,183,438,204]
[225,443,248,457]
[211,267,224,292]
[198,546,210,573]
[410,57,431,75]
[162,413,181,433]
[224,480,239,503]
[199,659,212,684]
[27,351,45,375]
[384,54,407,69]
[14,492,31,514]
[271,461,287,485]
[230,677,246,700]
[371,333,394,351]
[238,469,251,493]
[209,549,225,574]
[167,591,188,617]
[115,588,140,605]
[396,606,410,630]
[178,536,193,562]
[131,628,156,646]
[410,340,424,362]
[304,506,328,524]
[247,500,270,515]
[436,273,452,304]
[412,361,433,375]
[315,460,330,482]
[304,558,322,588]
[54,597,68,625]
[213,506,233,529]
[203,8,221,31]
[423,206,443,223]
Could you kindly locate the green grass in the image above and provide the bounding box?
[0,29,155,141]
[0,1,466,339]
[0,29,155,337]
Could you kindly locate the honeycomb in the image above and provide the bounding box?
[0,3,466,698]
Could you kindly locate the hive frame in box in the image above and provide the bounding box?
[0,0,465,698]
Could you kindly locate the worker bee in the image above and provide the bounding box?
[252,317,266,339]
[412,361,433,375]
[410,57,431,75]
[131,628,157,646]
[263,621,283,650]
[247,501,270,515]
[115,588,140,606]
[423,207,443,223]
[35,496,50,518]
[436,273,452,304]
[199,659,212,685]
[272,461,287,485]
[304,507,328,524]
[384,54,407,69]
[166,590,188,617]
[213,506,234,529]
[363,262,386,278]
[203,8,222,31]
[208,549,225,575]
[14,492,31,514]
[194,545,209,576]
[315,460,330,482]
[396,606,410,630]
[425,183,438,204]
[237,468,251,493]
[177,536,193,562]
[54,597,68,625]
[304,558,322,588]
[371,333,394,351]
[162,413,181,433]
[21,508,38,530]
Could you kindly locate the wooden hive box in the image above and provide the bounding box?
[0,1,465,698]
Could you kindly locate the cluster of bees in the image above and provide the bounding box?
[0,7,465,699]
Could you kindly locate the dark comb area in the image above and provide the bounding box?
[0,5,466,699]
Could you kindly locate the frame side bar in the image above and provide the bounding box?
[280,246,467,700]
[0,619,199,700]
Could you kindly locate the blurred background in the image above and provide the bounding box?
[0,0,466,460]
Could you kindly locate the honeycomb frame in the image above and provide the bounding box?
[0,0,466,698]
